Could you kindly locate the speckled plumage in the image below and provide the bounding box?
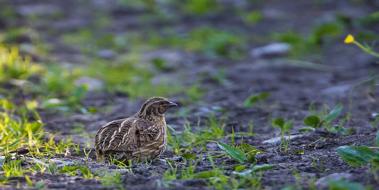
[95,97,177,162]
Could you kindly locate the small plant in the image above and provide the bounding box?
[243,92,270,107]
[303,104,346,133]
[271,118,293,152]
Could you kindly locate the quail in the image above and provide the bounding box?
[95,97,177,162]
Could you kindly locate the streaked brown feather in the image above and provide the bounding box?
[94,97,176,162]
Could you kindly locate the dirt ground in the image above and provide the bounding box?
[1,0,379,189]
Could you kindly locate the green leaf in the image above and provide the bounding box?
[217,142,247,163]
[243,92,270,107]
[182,153,197,160]
[232,164,274,177]
[272,118,285,129]
[324,104,343,123]
[304,115,321,128]
[193,170,219,179]
[336,146,376,167]
[375,131,379,147]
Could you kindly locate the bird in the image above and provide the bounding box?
[94,97,178,162]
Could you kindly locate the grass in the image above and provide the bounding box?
[145,26,247,59]
[2,159,24,178]
[0,46,43,82]
[165,114,266,189]
[167,115,226,155]
[100,171,124,189]
[0,99,44,155]
[87,57,182,98]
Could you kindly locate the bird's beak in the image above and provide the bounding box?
[167,101,178,108]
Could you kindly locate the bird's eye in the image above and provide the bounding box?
[158,106,166,114]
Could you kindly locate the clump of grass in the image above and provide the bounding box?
[2,159,25,178]
[0,99,76,157]
[163,154,273,190]
[182,0,219,15]
[35,66,88,112]
[59,165,95,179]
[0,45,89,112]
[0,99,44,155]
[241,10,263,25]
[100,171,124,189]
[0,46,43,82]
[168,116,226,155]
[61,29,120,54]
[148,27,247,59]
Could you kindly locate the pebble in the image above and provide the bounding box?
[250,43,291,58]
[262,135,303,145]
[315,173,353,189]
[74,76,104,91]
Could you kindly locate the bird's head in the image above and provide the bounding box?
[137,97,178,119]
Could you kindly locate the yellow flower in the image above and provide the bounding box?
[344,34,355,44]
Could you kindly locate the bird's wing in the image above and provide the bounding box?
[135,120,162,145]
[95,119,124,151]
[98,118,142,152]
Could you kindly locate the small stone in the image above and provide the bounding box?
[250,43,291,58]
[321,84,351,97]
[262,135,302,145]
[75,76,104,91]
[97,49,116,59]
[315,173,353,189]
[44,98,62,105]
